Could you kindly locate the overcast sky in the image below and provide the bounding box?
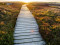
[0,0,60,2]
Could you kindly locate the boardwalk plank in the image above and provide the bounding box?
[14,5,46,45]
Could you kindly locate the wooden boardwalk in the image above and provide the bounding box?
[14,5,46,45]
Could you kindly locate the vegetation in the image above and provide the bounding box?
[27,2,60,45]
[0,2,24,45]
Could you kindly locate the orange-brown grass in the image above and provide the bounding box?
[0,2,24,45]
[27,2,60,45]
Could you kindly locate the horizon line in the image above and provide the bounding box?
[0,1,60,3]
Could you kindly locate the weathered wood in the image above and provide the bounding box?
[14,5,46,45]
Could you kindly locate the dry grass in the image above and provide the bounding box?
[0,2,24,45]
[27,2,60,45]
